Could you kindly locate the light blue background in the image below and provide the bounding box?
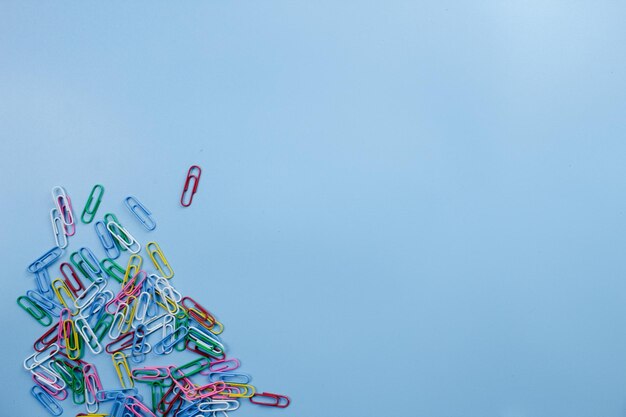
[1,1,626,417]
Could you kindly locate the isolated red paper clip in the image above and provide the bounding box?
[249,391,291,408]
[181,165,201,207]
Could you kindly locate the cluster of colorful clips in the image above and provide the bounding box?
[19,167,290,417]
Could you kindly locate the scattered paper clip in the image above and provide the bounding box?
[94,220,121,260]
[31,385,63,416]
[51,186,75,236]
[181,165,201,207]
[21,182,292,416]
[106,220,141,254]
[146,241,174,279]
[50,208,68,249]
[125,195,157,231]
[28,247,64,273]
[81,184,104,224]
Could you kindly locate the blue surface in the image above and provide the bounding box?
[1,2,626,416]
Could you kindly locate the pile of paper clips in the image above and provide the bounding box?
[18,165,290,417]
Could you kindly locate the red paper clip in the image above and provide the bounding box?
[249,391,291,408]
[106,331,135,354]
[60,263,86,297]
[34,323,60,352]
[180,165,201,207]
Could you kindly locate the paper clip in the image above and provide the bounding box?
[104,212,127,251]
[171,357,210,379]
[79,247,104,278]
[198,400,240,413]
[181,165,201,207]
[95,387,138,402]
[249,391,290,408]
[34,323,61,352]
[112,352,134,388]
[107,220,141,254]
[108,303,129,340]
[34,268,54,301]
[222,382,255,398]
[153,326,188,355]
[24,343,60,370]
[181,296,218,333]
[150,381,165,413]
[176,401,203,417]
[141,313,174,336]
[50,208,68,249]
[31,385,63,416]
[95,220,121,259]
[83,364,103,413]
[100,258,126,283]
[186,326,225,359]
[106,331,135,354]
[70,252,92,282]
[81,184,105,224]
[133,290,151,324]
[62,319,82,360]
[206,358,241,373]
[75,316,103,355]
[157,385,184,416]
[32,369,67,401]
[52,278,77,313]
[146,241,174,279]
[125,395,157,417]
[125,196,156,231]
[52,186,75,236]
[92,312,114,342]
[193,381,227,399]
[28,247,64,273]
[209,372,251,384]
[130,325,149,364]
[72,370,86,405]
[131,367,170,382]
[27,289,63,317]
[17,295,53,326]
[74,277,108,310]
[123,254,143,286]
[60,262,87,297]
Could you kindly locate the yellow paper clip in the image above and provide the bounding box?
[52,278,77,313]
[112,352,134,388]
[123,254,143,286]
[62,319,81,360]
[226,383,256,398]
[146,241,174,279]
[122,296,138,333]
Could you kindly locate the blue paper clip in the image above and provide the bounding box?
[95,220,121,260]
[130,325,149,364]
[27,247,64,273]
[31,385,63,416]
[124,196,156,231]
[26,289,63,316]
[209,371,251,384]
[176,401,202,417]
[153,326,188,355]
[96,388,139,402]
[34,268,54,300]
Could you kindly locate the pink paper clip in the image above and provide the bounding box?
[126,396,157,417]
[205,358,241,374]
[32,372,67,401]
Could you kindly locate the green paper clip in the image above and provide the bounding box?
[81,184,104,224]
